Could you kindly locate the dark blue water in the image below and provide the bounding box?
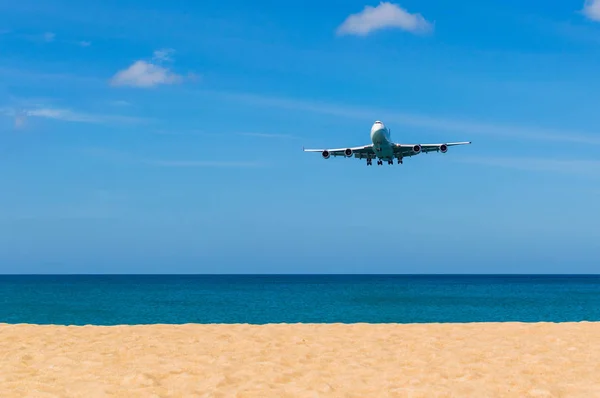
[1,275,599,325]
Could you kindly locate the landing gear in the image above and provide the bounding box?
[367,158,400,166]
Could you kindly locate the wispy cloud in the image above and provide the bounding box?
[150,129,296,140]
[25,108,102,123]
[147,160,266,168]
[152,48,175,62]
[1,105,148,126]
[19,31,56,43]
[6,30,92,47]
[81,147,266,168]
[212,90,600,145]
[456,156,600,176]
[151,129,203,136]
[583,0,600,21]
[42,31,55,42]
[336,2,433,36]
[236,132,297,139]
[108,100,132,107]
[110,48,197,88]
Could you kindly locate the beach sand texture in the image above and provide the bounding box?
[1,322,599,397]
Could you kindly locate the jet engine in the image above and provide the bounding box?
[322,150,330,159]
[412,144,422,153]
[344,148,353,157]
[440,144,448,153]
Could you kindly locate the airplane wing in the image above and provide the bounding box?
[303,144,375,159]
[393,141,471,157]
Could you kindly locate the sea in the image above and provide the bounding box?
[1,274,599,325]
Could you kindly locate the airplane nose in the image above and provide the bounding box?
[371,123,384,134]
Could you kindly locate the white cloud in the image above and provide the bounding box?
[110,48,187,88]
[1,105,148,125]
[110,60,183,88]
[25,108,100,123]
[336,2,433,36]
[583,0,600,21]
[6,29,91,46]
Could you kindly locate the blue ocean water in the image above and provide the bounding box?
[0,275,599,325]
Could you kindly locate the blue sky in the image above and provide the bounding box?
[1,0,600,273]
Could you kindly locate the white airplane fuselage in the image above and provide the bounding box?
[370,121,394,160]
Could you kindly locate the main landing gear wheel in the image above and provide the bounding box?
[377,160,383,166]
[366,159,372,166]
[397,159,403,164]
[387,160,393,165]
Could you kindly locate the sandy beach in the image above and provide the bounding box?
[1,322,599,397]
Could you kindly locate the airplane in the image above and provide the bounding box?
[303,120,471,166]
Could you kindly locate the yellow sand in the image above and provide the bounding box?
[1,322,599,397]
